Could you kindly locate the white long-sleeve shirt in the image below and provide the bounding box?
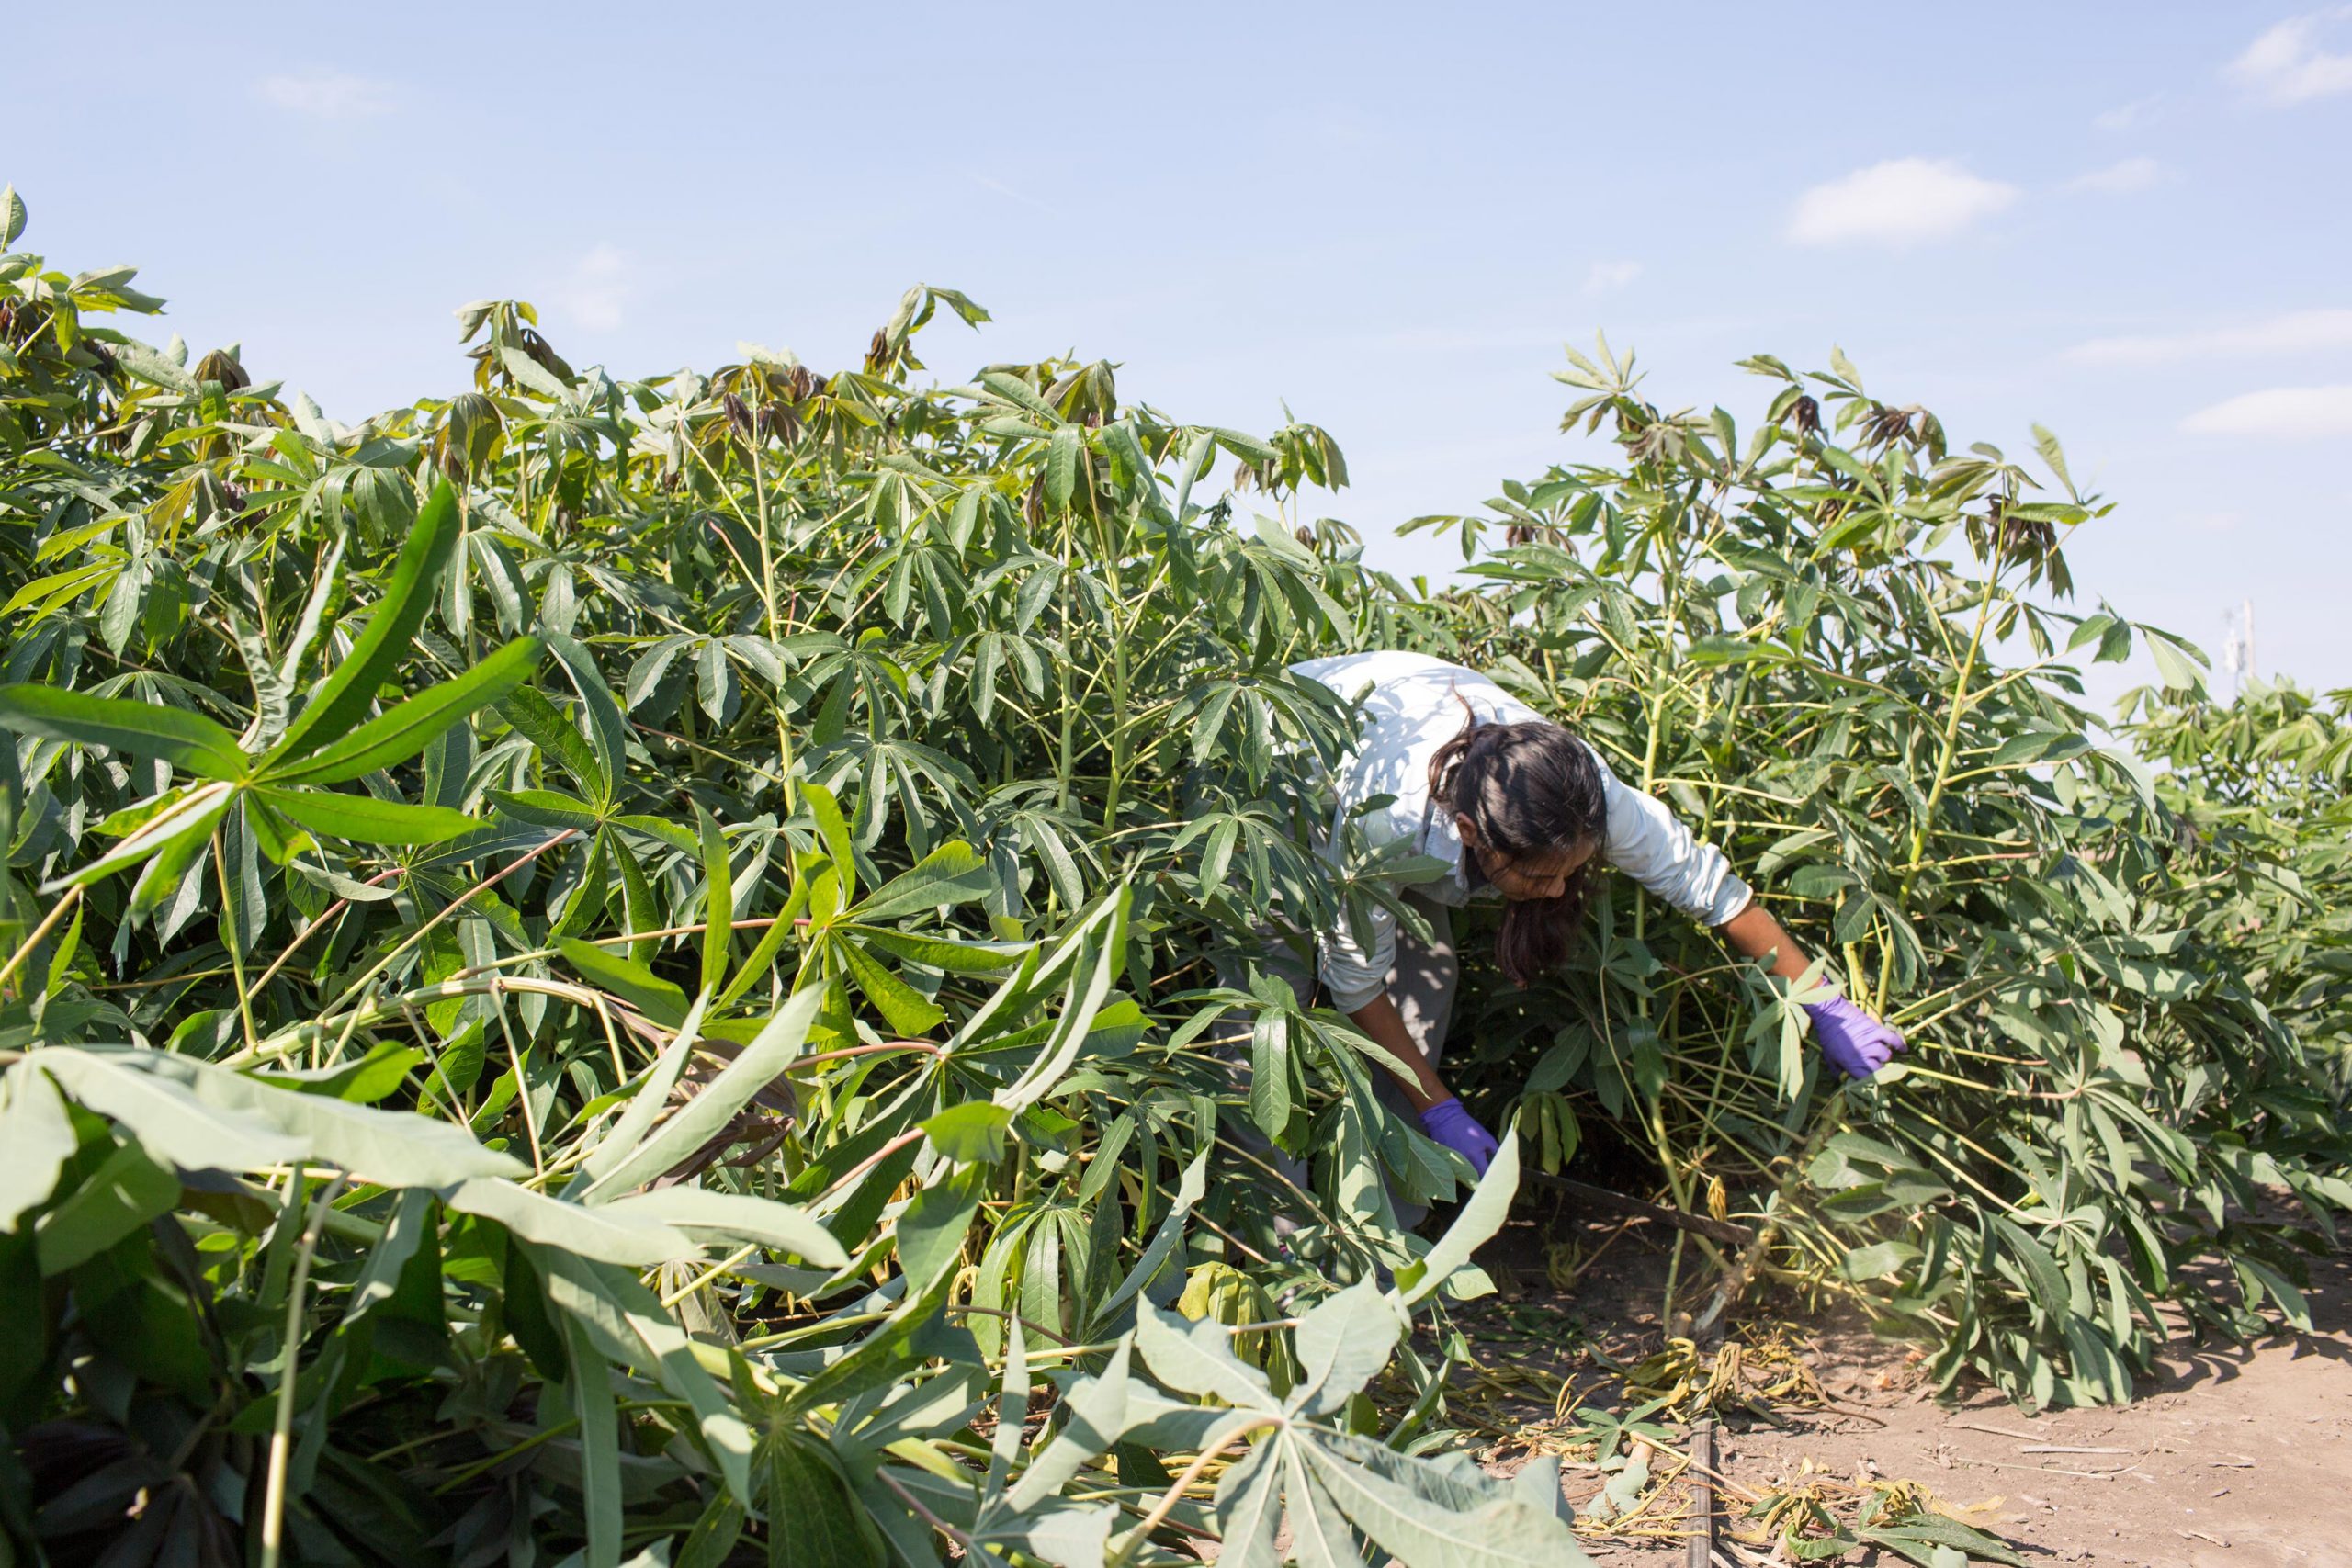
[1288,652,1753,1011]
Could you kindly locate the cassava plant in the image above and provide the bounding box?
[0,173,2345,1568]
[0,186,1582,1567]
[1408,339,2351,1406]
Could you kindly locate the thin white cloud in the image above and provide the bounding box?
[2065,309,2352,365]
[974,175,1061,217]
[551,243,630,333]
[2067,156,2162,194]
[2093,95,2162,130]
[256,68,395,118]
[1785,158,2018,248]
[2228,8,2352,105]
[1583,260,1642,295]
[2181,384,2352,439]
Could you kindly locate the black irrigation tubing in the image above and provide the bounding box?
[1521,1169,1756,1248]
[1684,1413,1720,1568]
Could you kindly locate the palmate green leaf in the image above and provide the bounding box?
[1989,1214,2070,1323]
[991,887,1127,1115]
[975,1498,1119,1568]
[34,1048,304,1173]
[562,1312,626,1568]
[2143,626,2209,696]
[1005,1338,1134,1510]
[1858,1512,2030,1568]
[559,937,691,1028]
[1285,1279,1403,1418]
[582,993,708,1187]
[610,811,700,853]
[538,1248,755,1505]
[674,1497,748,1568]
[34,1140,181,1276]
[547,630,632,807]
[804,780,858,910]
[921,1101,1013,1165]
[341,1188,435,1327]
[34,1044,519,1187]
[262,635,542,784]
[895,1163,986,1292]
[979,369,1059,421]
[581,988,820,1201]
[444,1179,695,1266]
[1283,1443,1357,1568]
[1248,1007,1292,1140]
[258,785,478,845]
[600,1187,846,1268]
[760,1427,882,1568]
[1299,1432,1594,1568]
[1045,424,1081,511]
[1213,426,1278,467]
[253,1039,426,1103]
[1392,1128,1521,1308]
[610,821,662,964]
[780,1263,959,1419]
[497,683,611,805]
[1212,1434,1285,1568]
[490,786,602,831]
[1085,1149,1208,1335]
[1135,1300,1277,1411]
[847,840,997,922]
[106,784,236,907]
[697,805,733,996]
[837,937,946,1035]
[172,1056,525,1186]
[0,1065,80,1232]
[844,925,1029,974]
[267,479,461,764]
[0,684,246,780]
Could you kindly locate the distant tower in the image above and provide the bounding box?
[2220,599,2256,695]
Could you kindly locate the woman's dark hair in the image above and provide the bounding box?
[1428,709,1609,987]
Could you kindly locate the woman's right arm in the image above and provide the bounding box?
[1322,899,1447,1103]
[1323,902,1496,1170]
[1344,992,1450,1112]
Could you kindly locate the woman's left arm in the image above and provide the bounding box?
[1587,750,1905,1078]
[1715,899,1814,981]
[1716,898,1905,1079]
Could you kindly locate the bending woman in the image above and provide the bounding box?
[1288,651,1904,1177]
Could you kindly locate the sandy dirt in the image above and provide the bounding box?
[1453,1207,2352,1568]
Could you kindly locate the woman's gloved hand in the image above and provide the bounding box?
[1804,997,1906,1079]
[1419,1097,1499,1176]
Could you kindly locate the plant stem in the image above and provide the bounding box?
[659,1243,758,1308]
[329,829,577,1008]
[1108,1415,1283,1568]
[213,827,261,1054]
[1876,566,2001,1012]
[0,883,81,999]
[750,439,797,813]
[259,1171,348,1568]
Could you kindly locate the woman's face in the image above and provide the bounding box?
[1455,815,1595,901]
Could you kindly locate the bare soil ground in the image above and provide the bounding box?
[1453,1205,2352,1568]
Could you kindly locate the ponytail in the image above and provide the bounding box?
[1429,704,1609,987]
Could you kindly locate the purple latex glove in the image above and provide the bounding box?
[1419,1097,1499,1176]
[1804,996,1906,1080]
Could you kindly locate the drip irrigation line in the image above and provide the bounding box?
[1522,1169,1755,1247]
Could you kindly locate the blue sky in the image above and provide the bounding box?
[14,2,2351,705]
